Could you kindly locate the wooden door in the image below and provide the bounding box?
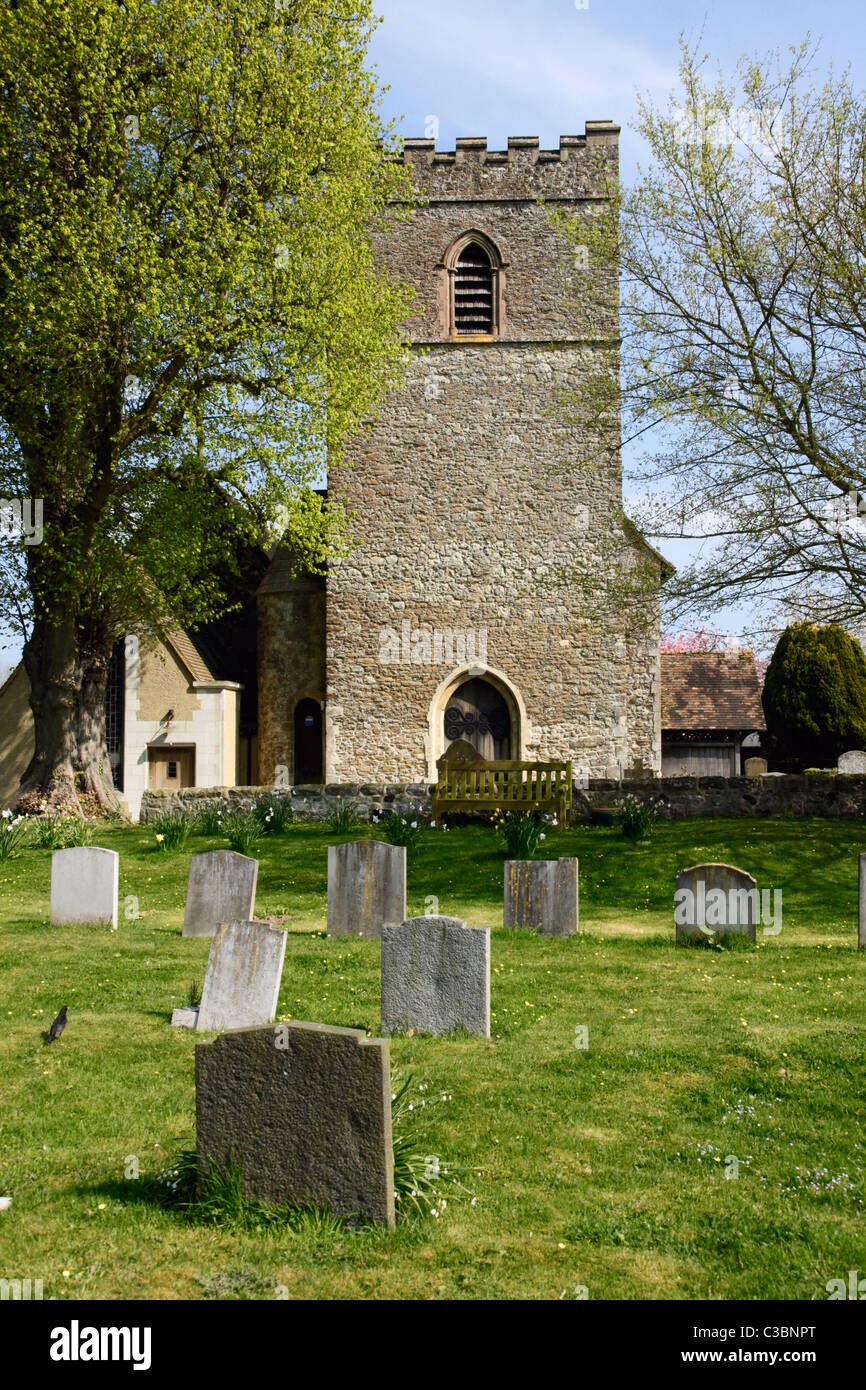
[444,678,511,760]
[148,745,195,789]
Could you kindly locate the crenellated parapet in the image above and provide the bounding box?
[398,124,619,202]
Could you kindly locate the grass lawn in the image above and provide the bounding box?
[1,815,864,1300]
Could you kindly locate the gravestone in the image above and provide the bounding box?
[50,847,118,930]
[182,850,258,938]
[381,915,490,1037]
[196,1022,394,1227]
[503,858,579,936]
[744,756,768,777]
[838,750,866,774]
[327,839,406,938]
[675,863,757,943]
[859,855,866,951]
[173,920,287,1031]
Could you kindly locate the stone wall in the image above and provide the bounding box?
[139,774,866,824]
[323,124,665,787]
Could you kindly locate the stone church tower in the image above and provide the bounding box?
[258,125,667,787]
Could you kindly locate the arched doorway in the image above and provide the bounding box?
[444,677,511,760]
[294,698,323,783]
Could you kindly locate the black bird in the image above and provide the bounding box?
[45,1006,68,1045]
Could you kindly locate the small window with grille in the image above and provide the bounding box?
[453,243,494,334]
[167,761,177,779]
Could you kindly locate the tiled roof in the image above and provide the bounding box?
[661,651,765,732]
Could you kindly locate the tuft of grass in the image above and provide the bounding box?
[374,811,422,855]
[493,809,547,858]
[253,792,294,835]
[186,979,202,1007]
[618,794,660,840]
[0,811,29,860]
[150,809,191,853]
[193,803,224,837]
[325,799,362,833]
[223,812,262,856]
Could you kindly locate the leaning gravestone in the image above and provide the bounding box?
[743,756,768,777]
[50,847,118,930]
[675,862,757,944]
[182,850,258,938]
[838,750,866,774]
[173,920,287,1031]
[196,1022,394,1228]
[327,839,406,938]
[381,915,490,1037]
[503,858,579,936]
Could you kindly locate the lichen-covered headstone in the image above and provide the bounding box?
[50,847,118,930]
[179,920,287,1032]
[838,750,866,774]
[503,858,579,936]
[743,756,768,777]
[381,915,490,1036]
[327,839,406,938]
[675,862,757,943]
[182,850,258,938]
[196,1022,395,1228]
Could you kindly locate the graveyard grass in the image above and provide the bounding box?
[1,815,864,1300]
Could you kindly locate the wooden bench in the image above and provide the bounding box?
[431,758,573,826]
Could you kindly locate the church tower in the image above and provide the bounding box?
[259,125,666,787]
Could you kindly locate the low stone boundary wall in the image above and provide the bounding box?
[139,773,866,824]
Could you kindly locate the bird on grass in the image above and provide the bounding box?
[45,1006,68,1045]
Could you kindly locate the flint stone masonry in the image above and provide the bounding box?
[50,847,118,930]
[327,839,406,938]
[504,858,579,936]
[675,863,758,944]
[194,920,287,1032]
[182,850,258,938]
[838,750,866,774]
[144,773,866,825]
[196,1022,395,1228]
[381,915,490,1036]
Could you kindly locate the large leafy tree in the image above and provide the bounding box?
[0,0,414,813]
[762,623,866,767]
[553,37,866,646]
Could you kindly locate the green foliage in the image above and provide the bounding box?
[763,624,866,768]
[150,809,191,853]
[0,810,27,860]
[253,793,294,835]
[31,814,67,849]
[186,979,202,1008]
[493,810,548,858]
[324,800,362,833]
[193,804,225,837]
[60,818,93,848]
[223,812,262,857]
[374,811,422,854]
[617,795,659,840]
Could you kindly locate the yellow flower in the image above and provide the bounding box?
[155,834,164,842]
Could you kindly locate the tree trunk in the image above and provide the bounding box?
[17,615,122,818]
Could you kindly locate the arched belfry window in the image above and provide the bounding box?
[443,233,503,338]
[454,243,493,334]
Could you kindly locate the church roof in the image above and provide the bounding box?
[661,650,765,732]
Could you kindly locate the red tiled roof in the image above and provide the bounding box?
[661,651,765,732]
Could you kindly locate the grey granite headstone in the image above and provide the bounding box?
[194,920,287,1032]
[50,847,118,930]
[744,756,768,776]
[838,750,866,774]
[381,915,490,1037]
[196,1022,394,1228]
[859,855,866,951]
[182,850,258,938]
[503,858,579,936]
[327,839,406,938]
[675,862,757,943]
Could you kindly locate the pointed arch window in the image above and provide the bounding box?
[454,243,494,334]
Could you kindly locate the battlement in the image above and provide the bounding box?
[398,123,619,202]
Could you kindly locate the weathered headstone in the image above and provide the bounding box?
[675,862,757,943]
[381,915,490,1037]
[173,919,287,1031]
[182,850,258,938]
[503,858,579,936]
[50,847,118,930]
[859,855,866,951]
[744,756,768,777]
[838,750,866,774]
[327,839,406,938]
[196,1022,394,1227]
